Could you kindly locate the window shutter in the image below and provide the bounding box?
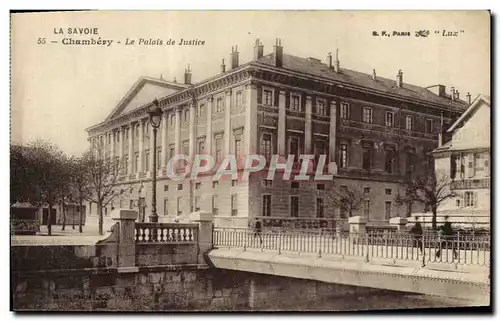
[484,153,490,176]
[474,192,478,208]
[467,154,474,178]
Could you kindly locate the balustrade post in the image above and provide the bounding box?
[189,211,214,265]
[421,232,426,267]
[111,209,138,272]
[318,229,322,258]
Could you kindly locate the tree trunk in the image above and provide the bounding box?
[98,201,103,236]
[431,205,438,230]
[61,200,66,231]
[79,198,83,233]
[47,201,52,236]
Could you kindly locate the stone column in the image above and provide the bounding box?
[189,102,196,160]
[175,107,182,155]
[277,90,287,156]
[111,209,138,272]
[110,131,116,160]
[149,121,155,171]
[128,123,134,175]
[102,133,107,159]
[138,120,144,173]
[206,97,213,157]
[161,113,168,167]
[224,90,232,157]
[189,211,214,265]
[245,83,258,155]
[328,100,338,174]
[119,128,124,166]
[305,96,313,154]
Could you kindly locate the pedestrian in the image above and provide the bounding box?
[254,219,263,245]
[410,216,423,252]
[436,216,458,259]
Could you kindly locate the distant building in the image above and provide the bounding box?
[85,38,467,227]
[414,95,490,229]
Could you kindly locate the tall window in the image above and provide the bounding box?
[216,97,223,112]
[406,152,415,176]
[170,114,174,126]
[405,116,413,130]
[198,104,205,118]
[129,200,133,209]
[177,196,183,215]
[474,153,483,175]
[195,196,201,211]
[198,140,205,154]
[363,200,370,219]
[215,136,223,162]
[235,137,242,159]
[450,155,458,179]
[340,103,349,119]
[362,146,371,170]
[263,89,273,106]
[262,133,272,160]
[314,140,327,165]
[236,91,243,107]
[262,195,272,216]
[231,194,238,216]
[163,198,168,216]
[385,111,394,127]
[385,201,392,220]
[212,195,219,215]
[339,144,348,168]
[169,146,175,160]
[426,119,433,133]
[289,137,300,162]
[124,156,129,173]
[464,191,475,207]
[183,142,189,156]
[145,152,150,171]
[316,198,324,218]
[291,95,300,111]
[363,107,372,124]
[290,196,299,217]
[316,100,326,116]
[385,149,394,173]
[157,150,162,169]
[134,154,139,173]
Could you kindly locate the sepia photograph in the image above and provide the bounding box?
[9,10,491,312]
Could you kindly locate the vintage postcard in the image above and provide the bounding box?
[10,10,491,312]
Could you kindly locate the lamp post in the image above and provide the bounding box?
[147,98,163,223]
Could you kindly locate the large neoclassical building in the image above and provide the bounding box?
[85,39,467,227]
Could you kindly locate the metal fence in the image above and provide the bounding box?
[213,228,490,267]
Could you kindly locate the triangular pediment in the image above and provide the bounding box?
[106,77,188,121]
[449,95,490,150]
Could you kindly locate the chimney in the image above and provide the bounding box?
[327,52,333,70]
[450,87,456,101]
[438,111,445,146]
[454,90,460,101]
[184,65,192,85]
[396,70,403,87]
[466,92,471,105]
[253,38,264,60]
[221,58,226,73]
[173,77,177,83]
[334,49,340,73]
[273,38,283,68]
[230,46,239,69]
[372,69,377,81]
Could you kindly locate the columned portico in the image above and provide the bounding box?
[119,127,125,167]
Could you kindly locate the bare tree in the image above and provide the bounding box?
[397,170,457,230]
[69,155,91,233]
[83,142,123,235]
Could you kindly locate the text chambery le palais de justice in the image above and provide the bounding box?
[49,27,206,47]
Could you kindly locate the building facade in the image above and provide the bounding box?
[422,95,490,229]
[85,39,467,227]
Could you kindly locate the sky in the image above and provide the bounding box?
[10,11,490,156]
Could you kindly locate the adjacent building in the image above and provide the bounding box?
[417,95,490,229]
[85,39,467,228]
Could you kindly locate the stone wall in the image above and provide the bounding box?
[12,267,393,311]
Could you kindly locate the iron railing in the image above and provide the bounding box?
[213,228,490,267]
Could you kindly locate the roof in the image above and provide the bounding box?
[447,94,490,132]
[254,53,468,110]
